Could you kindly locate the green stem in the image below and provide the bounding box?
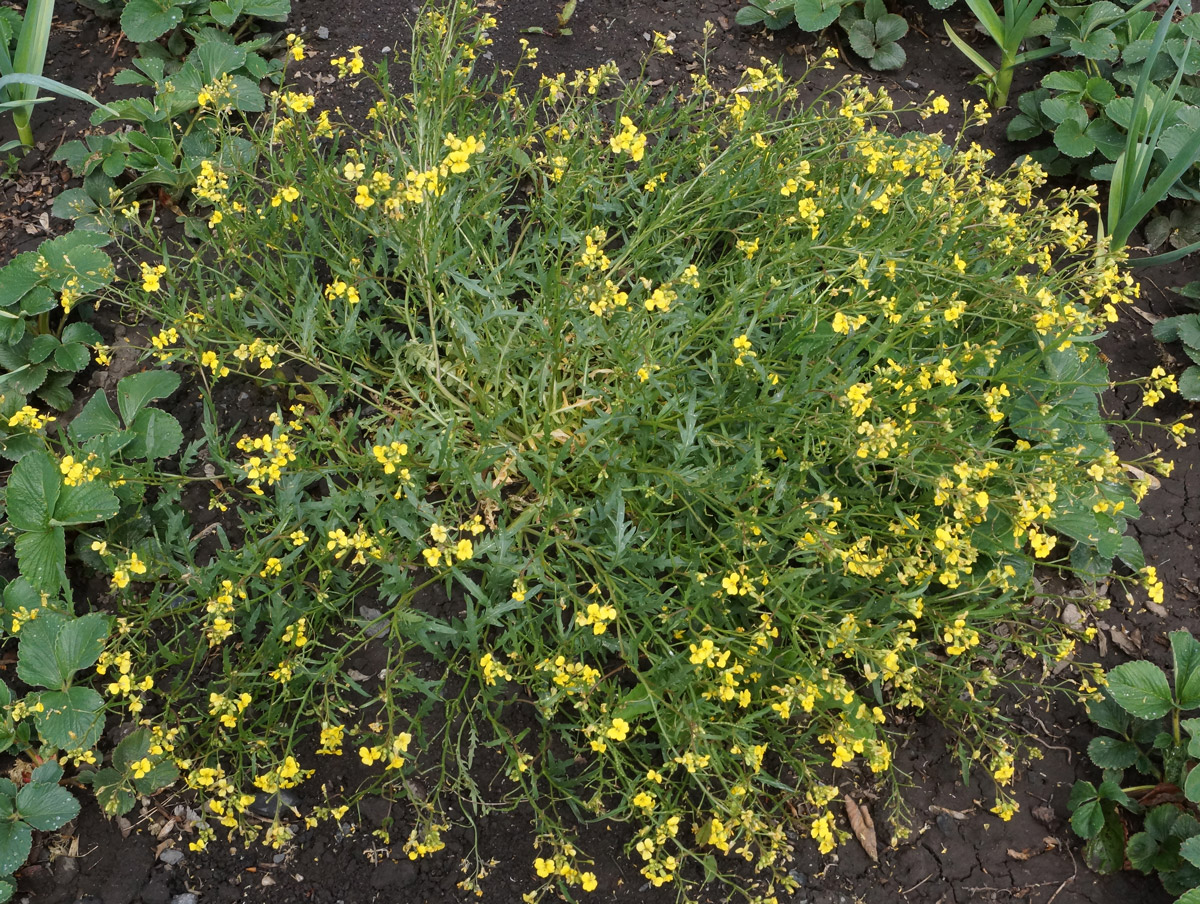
[10,0,55,147]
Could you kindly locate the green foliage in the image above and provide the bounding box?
[80,727,180,817]
[1151,312,1200,400]
[0,760,80,901]
[840,0,907,71]
[55,3,1183,896]
[1071,631,1200,900]
[53,26,284,210]
[945,0,1060,107]
[1005,0,1200,256]
[0,0,115,149]
[0,230,111,415]
[735,0,909,69]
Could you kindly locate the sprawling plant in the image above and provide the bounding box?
[10,2,1186,900]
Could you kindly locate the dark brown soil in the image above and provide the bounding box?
[4,0,1198,902]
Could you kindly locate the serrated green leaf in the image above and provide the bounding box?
[28,334,60,365]
[30,761,62,784]
[241,0,288,18]
[32,686,105,750]
[1070,774,1103,799]
[1044,69,1089,93]
[17,612,106,689]
[88,767,136,817]
[1108,660,1175,719]
[120,0,185,42]
[869,41,905,70]
[16,613,69,689]
[1072,798,1105,837]
[53,613,108,679]
[133,757,178,795]
[195,39,247,82]
[68,392,121,444]
[126,407,183,461]
[1153,314,1188,343]
[1181,834,1200,869]
[872,12,907,44]
[15,527,66,595]
[848,20,878,57]
[792,0,839,31]
[53,480,119,527]
[1008,114,1045,141]
[37,372,75,413]
[1125,830,1158,872]
[15,781,79,830]
[1173,632,1200,709]
[1085,805,1128,872]
[1055,116,1098,157]
[116,369,180,424]
[1180,366,1200,401]
[53,342,90,373]
[112,728,151,770]
[6,450,60,532]
[1146,803,1180,840]
[1088,735,1141,769]
[0,820,31,876]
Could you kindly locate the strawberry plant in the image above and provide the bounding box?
[1070,632,1200,903]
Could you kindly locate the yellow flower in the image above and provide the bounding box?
[605,717,630,741]
[139,262,167,292]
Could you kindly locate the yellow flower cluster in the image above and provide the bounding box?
[60,453,102,486]
[326,523,384,565]
[331,46,364,79]
[358,731,412,769]
[208,690,252,729]
[532,841,597,893]
[235,430,297,495]
[609,116,646,162]
[203,579,245,647]
[372,440,411,497]
[420,516,484,568]
[232,337,280,370]
[7,405,55,431]
[404,822,449,860]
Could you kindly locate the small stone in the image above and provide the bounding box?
[170,895,199,904]
[904,79,920,89]
[359,796,390,827]
[316,26,330,39]
[54,857,78,885]
[159,848,185,865]
[248,789,302,818]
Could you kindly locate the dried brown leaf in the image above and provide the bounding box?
[929,804,972,821]
[844,796,878,862]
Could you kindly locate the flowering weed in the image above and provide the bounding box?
[45,1,1189,899]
